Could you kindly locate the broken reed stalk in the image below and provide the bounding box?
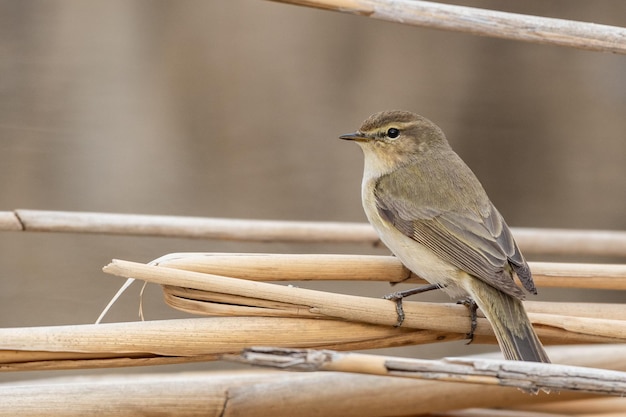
[233,347,626,395]
[267,0,626,54]
[1,209,625,257]
[154,252,626,290]
[0,317,453,372]
[3,345,626,416]
[102,259,626,345]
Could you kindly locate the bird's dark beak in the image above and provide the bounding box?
[339,131,368,142]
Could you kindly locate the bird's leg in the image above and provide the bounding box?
[383,283,444,327]
[457,298,479,344]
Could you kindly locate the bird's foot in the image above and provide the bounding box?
[383,292,406,327]
[457,298,478,344]
[383,283,443,328]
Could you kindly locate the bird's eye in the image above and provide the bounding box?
[387,128,400,138]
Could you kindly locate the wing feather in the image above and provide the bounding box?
[374,158,534,299]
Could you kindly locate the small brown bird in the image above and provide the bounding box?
[340,110,550,362]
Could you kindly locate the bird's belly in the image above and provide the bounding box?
[382,226,465,294]
[362,192,466,297]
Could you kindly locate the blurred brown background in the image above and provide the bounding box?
[0,1,624,382]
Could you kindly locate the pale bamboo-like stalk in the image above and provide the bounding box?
[515,397,626,415]
[1,209,625,257]
[103,259,484,334]
[0,317,457,372]
[155,252,626,290]
[3,209,374,242]
[161,286,626,323]
[97,252,626,326]
[233,347,626,395]
[103,259,626,344]
[0,371,571,417]
[3,345,626,417]
[267,0,626,54]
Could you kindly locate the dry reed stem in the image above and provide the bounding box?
[0,317,457,371]
[1,210,625,257]
[161,285,625,333]
[155,252,626,290]
[268,0,626,54]
[162,286,626,333]
[515,397,626,415]
[2,345,626,416]
[438,410,563,417]
[5,209,374,242]
[102,259,626,344]
[234,347,626,395]
[0,354,222,372]
[0,371,556,417]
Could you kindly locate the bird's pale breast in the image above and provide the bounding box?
[361,176,469,297]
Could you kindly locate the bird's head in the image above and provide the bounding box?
[340,110,448,174]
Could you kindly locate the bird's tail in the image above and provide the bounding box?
[469,281,550,363]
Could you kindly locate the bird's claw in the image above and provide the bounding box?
[457,298,478,344]
[383,292,406,327]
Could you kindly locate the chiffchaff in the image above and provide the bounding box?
[340,110,549,363]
